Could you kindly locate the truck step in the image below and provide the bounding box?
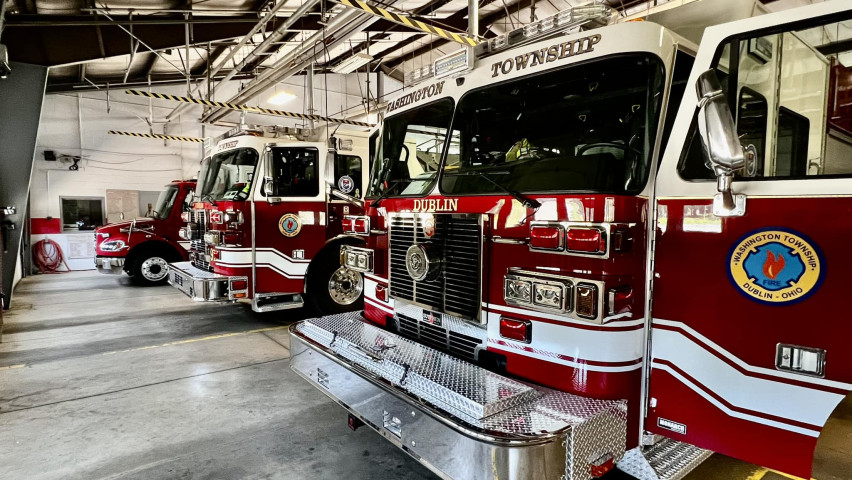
[617,437,712,480]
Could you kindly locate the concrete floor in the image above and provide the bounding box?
[0,271,812,480]
[0,270,435,480]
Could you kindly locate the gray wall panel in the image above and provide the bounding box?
[0,62,48,309]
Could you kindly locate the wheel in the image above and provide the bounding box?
[131,252,171,286]
[308,249,364,315]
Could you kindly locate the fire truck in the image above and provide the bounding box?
[168,125,372,314]
[289,1,852,479]
[95,180,195,285]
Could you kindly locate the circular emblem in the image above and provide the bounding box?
[405,244,443,281]
[422,215,436,238]
[338,175,355,194]
[278,213,302,237]
[728,228,824,305]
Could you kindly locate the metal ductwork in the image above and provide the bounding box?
[202,5,387,124]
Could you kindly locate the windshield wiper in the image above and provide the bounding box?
[371,180,405,208]
[444,171,540,209]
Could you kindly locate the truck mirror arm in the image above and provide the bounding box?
[330,188,365,208]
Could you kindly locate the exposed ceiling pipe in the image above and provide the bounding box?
[202,7,381,123]
[166,0,319,121]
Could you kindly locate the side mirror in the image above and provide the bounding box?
[695,70,756,216]
[263,146,275,200]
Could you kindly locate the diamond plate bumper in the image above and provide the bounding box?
[290,313,628,480]
[167,261,248,302]
[95,256,125,274]
[617,438,712,480]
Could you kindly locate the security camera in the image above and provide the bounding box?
[0,45,10,79]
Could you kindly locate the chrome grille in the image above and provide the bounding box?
[389,213,482,320]
[190,209,212,272]
[397,313,481,360]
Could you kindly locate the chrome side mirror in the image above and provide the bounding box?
[695,70,756,217]
[263,145,275,200]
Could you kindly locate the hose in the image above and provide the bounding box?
[33,238,69,273]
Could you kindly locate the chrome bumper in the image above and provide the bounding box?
[95,256,125,274]
[290,313,628,480]
[167,261,248,302]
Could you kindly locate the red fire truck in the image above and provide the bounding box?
[95,180,195,285]
[289,2,852,479]
[168,125,372,314]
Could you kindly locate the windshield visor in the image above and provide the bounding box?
[368,98,455,198]
[198,148,259,201]
[441,54,665,196]
[151,185,179,220]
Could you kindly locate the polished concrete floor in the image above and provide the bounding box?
[0,271,814,480]
[0,270,435,480]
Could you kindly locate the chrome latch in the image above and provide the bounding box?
[776,344,825,377]
[382,410,402,438]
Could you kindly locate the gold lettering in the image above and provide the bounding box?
[530,48,546,66]
[491,63,501,77]
[546,45,559,62]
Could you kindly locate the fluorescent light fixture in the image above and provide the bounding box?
[331,53,374,74]
[268,91,296,105]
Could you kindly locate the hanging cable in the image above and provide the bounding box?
[33,239,70,274]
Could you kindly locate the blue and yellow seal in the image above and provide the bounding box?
[278,213,302,237]
[728,228,824,305]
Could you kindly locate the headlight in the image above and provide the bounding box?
[504,273,572,313]
[204,232,221,246]
[340,245,373,273]
[100,240,127,252]
[224,210,243,224]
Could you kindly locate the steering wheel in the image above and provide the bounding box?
[576,142,641,157]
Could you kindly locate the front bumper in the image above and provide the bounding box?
[290,313,628,480]
[167,261,248,302]
[95,256,125,274]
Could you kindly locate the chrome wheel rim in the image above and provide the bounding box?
[328,267,363,305]
[141,256,169,282]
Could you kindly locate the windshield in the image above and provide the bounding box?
[367,98,455,198]
[198,148,259,202]
[441,54,665,196]
[151,185,179,220]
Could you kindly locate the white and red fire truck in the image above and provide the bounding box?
[168,124,372,313]
[289,1,852,479]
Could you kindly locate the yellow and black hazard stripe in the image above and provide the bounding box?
[124,89,374,128]
[108,130,205,143]
[338,0,478,47]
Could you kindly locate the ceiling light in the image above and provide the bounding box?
[331,53,373,74]
[268,91,296,105]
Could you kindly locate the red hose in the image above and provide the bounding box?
[33,238,69,273]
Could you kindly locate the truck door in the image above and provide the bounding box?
[649,4,852,478]
[252,144,323,297]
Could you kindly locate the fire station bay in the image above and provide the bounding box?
[7,0,852,479]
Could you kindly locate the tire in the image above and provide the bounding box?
[307,248,364,315]
[130,251,172,286]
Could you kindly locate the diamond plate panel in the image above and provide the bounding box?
[617,438,712,480]
[295,312,626,439]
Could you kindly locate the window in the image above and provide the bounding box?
[151,185,180,220]
[679,14,852,180]
[368,98,455,198]
[267,147,320,197]
[61,197,104,231]
[334,154,363,198]
[198,148,259,201]
[440,54,666,196]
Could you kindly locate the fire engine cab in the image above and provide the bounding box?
[168,125,371,314]
[95,180,195,285]
[289,1,852,479]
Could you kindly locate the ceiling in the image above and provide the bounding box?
[0,0,810,118]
